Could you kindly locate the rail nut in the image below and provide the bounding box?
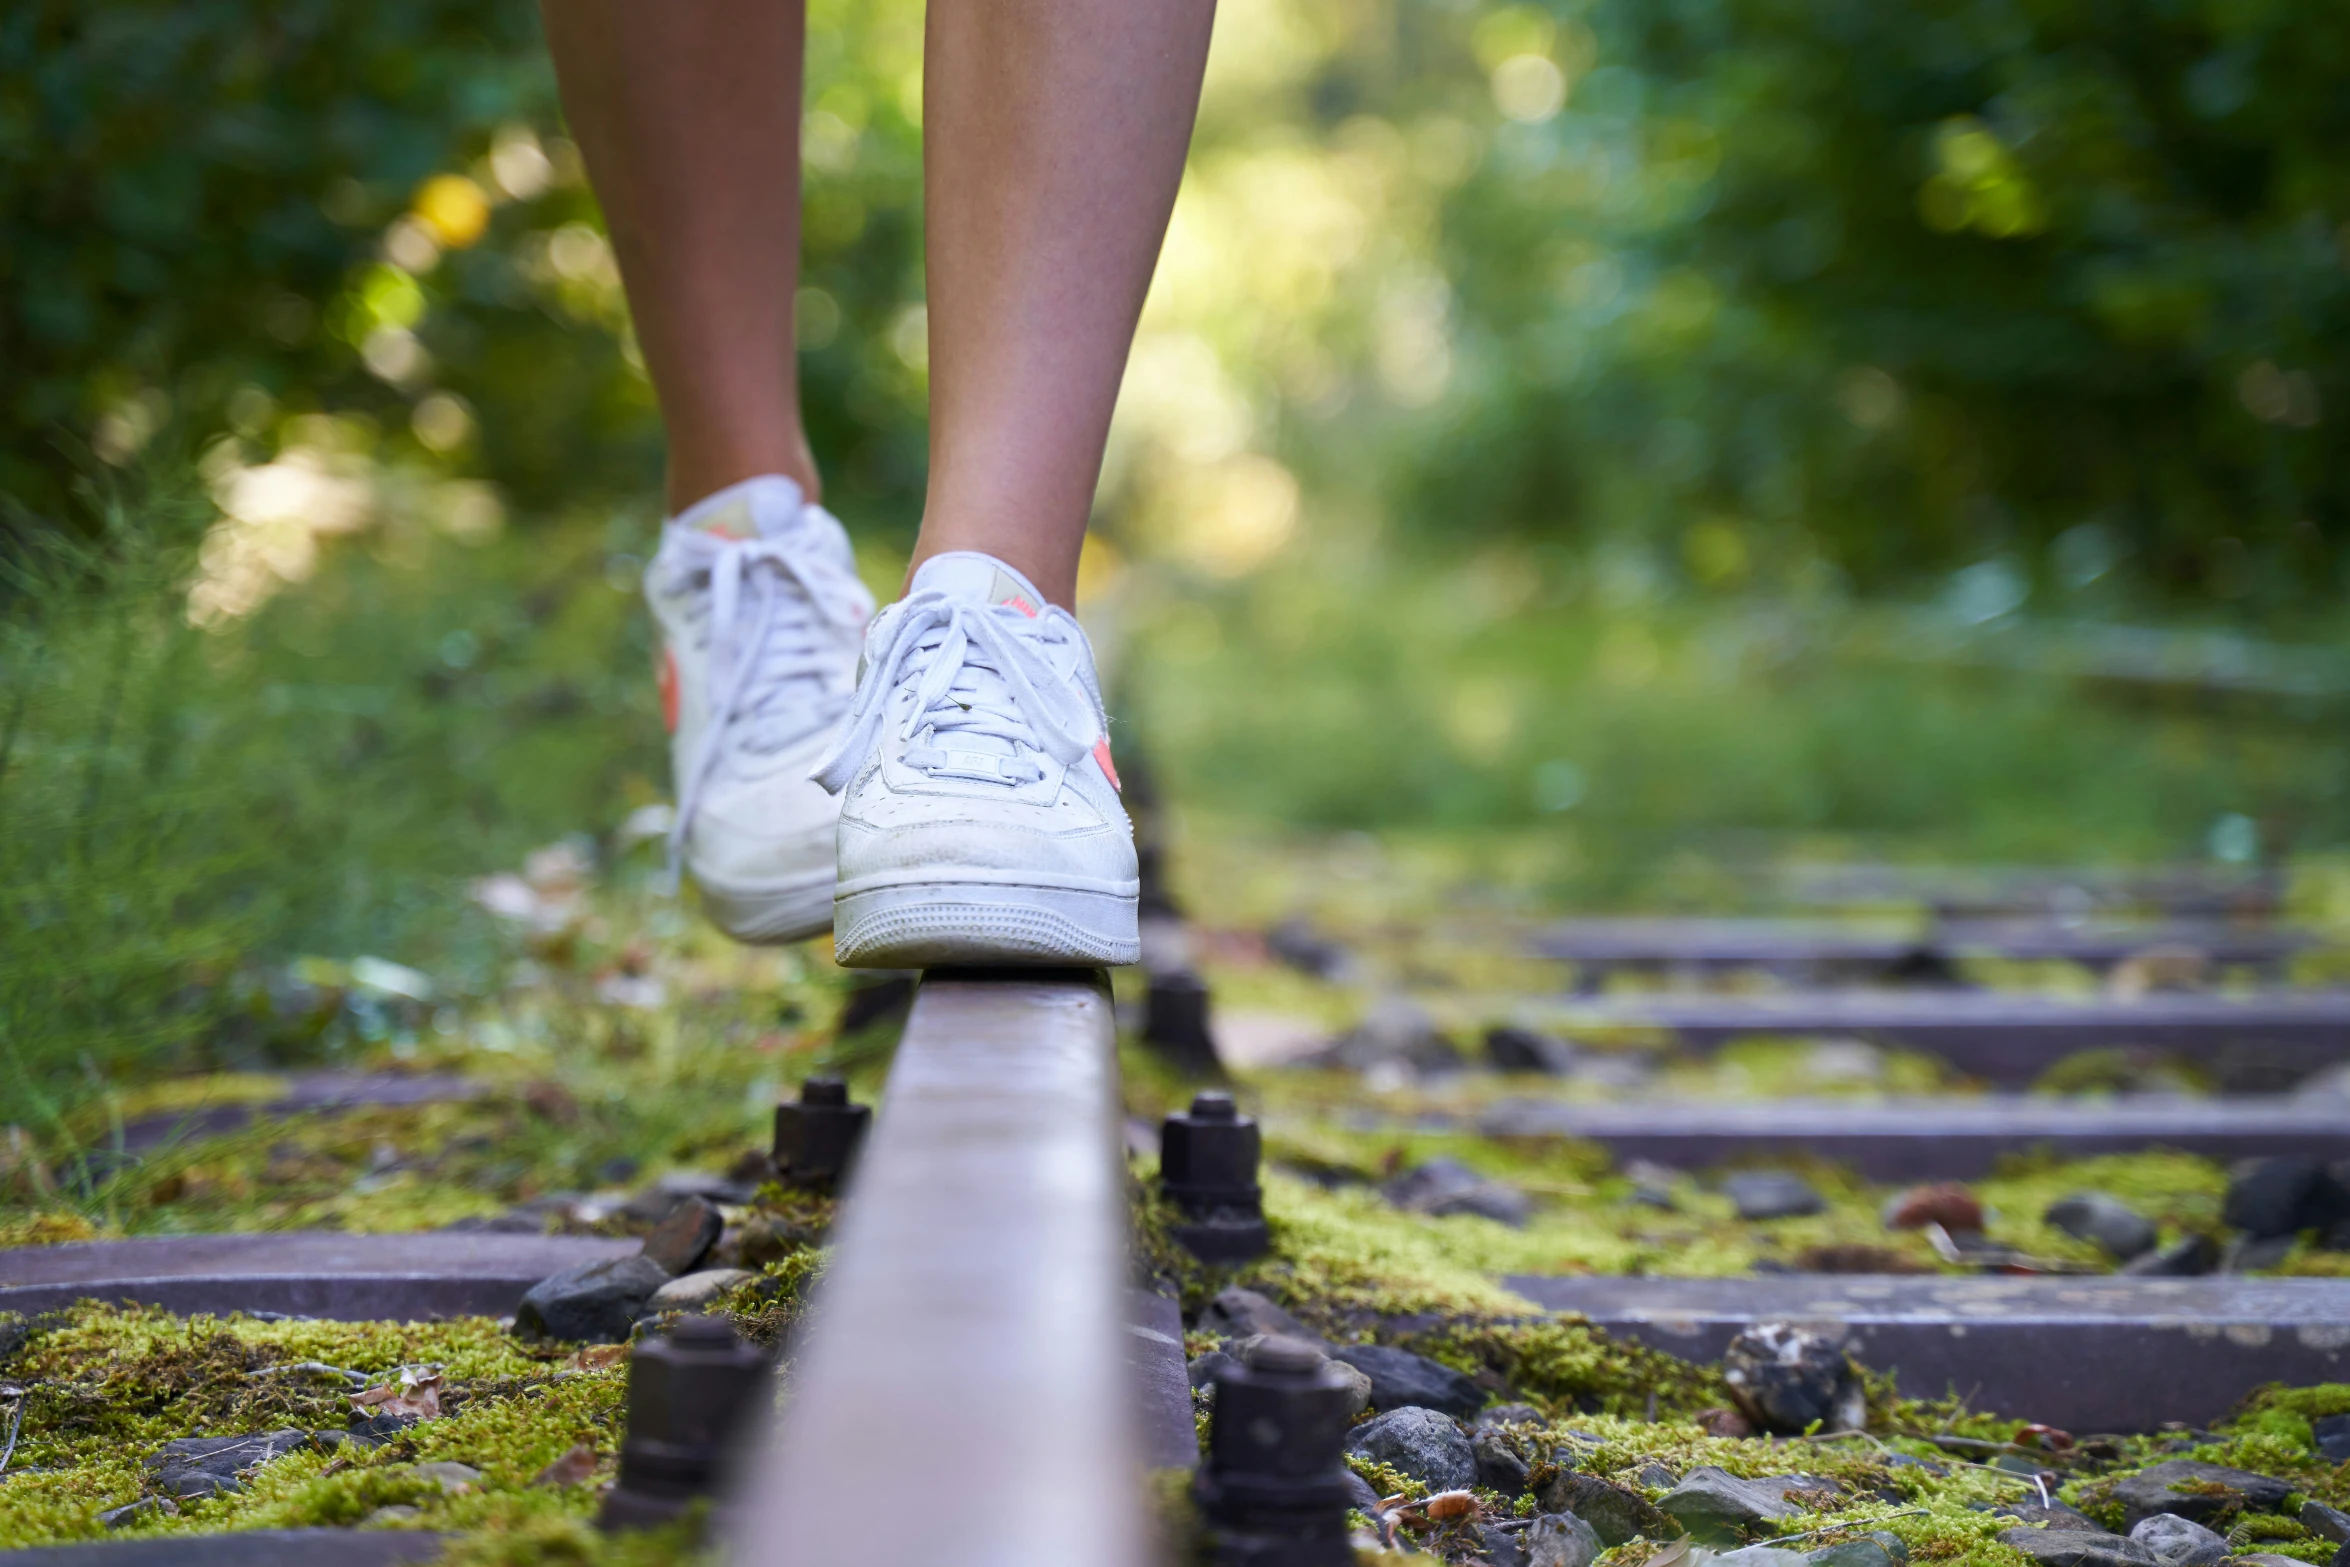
[772,1076,871,1191]
[1143,967,1226,1078]
[1160,1091,1270,1263]
[1195,1335,1358,1566]
[598,1314,771,1532]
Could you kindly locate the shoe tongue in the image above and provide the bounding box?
[670,475,807,541]
[909,552,1046,619]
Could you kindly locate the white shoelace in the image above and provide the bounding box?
[666,506,874,877]
[813,593,1100,794]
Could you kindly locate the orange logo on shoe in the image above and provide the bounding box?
[697,501,757,540]
[658,649,681,732]
[1002,592,1039,618]
[1093,737,1121,790]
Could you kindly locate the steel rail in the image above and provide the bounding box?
[724,969,1145,1567]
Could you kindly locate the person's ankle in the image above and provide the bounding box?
[903,539,1076,609]
[666,449,822,516]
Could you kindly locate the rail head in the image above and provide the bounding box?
[725,969,1144,1567]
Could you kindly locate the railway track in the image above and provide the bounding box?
[4,892,2349,1565]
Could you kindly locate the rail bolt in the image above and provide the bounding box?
[598,1314,769,1532]
[1143,967,1226,1078]
[772,1075,870,1190]
[1195,1335,1359,1566]
[1161,1090,1270,1262]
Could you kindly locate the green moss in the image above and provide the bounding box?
[0,1305,623,1548]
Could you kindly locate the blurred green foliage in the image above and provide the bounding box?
[0,494,661,1129]
[8,0,2346,605]
[2,2,545,524]
[1,0,933,549]
[1127,543,2350,897]
[1415,0,2350,609]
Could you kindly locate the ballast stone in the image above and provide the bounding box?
[146,1429,310,1498]
[2044,1192,2159,1259]
[649,1267,755,1311]
[1344,1406,1475,1493]
[1721,1321,1864,1434]
[1525,1511,1605,1567]
[1806,1535,1910,1567]
[515,1253,671,1342]
[1725,1171,1826,1221]
[1658,1467,1827,1544]
[2126,1513,2228,1567]
[1999,1528,2157,1567]
[2109,1461,2294,1529]
[639,1195,724,1275]
[1532,1469,1678,1547]
[1334,1342,1486,1419]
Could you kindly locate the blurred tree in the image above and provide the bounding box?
[1418,0,2350,612]
[0,3,547,531]
[0,0,932,557]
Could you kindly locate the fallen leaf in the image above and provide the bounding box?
[2013,1423,2074,1452]
[1695,1405,1754,1439]
[532,1442,597,1488]
[1422,1490,1479,1520]
[565,1344,630,1373]
[353,1369,444,1421]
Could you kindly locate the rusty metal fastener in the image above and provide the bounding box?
[772,1076,870,1190]
[1195,1335,1358,1566]
[1161,1091,1270,1263]
[599,1315,770,1532]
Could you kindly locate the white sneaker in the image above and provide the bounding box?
[646,475,874,943]
[813,551,1140,968]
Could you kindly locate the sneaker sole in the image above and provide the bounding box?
[833,882,1140,968]
[697,871,836,946]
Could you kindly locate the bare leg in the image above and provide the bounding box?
[541,0,817,513]
[914,0,1218,607]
